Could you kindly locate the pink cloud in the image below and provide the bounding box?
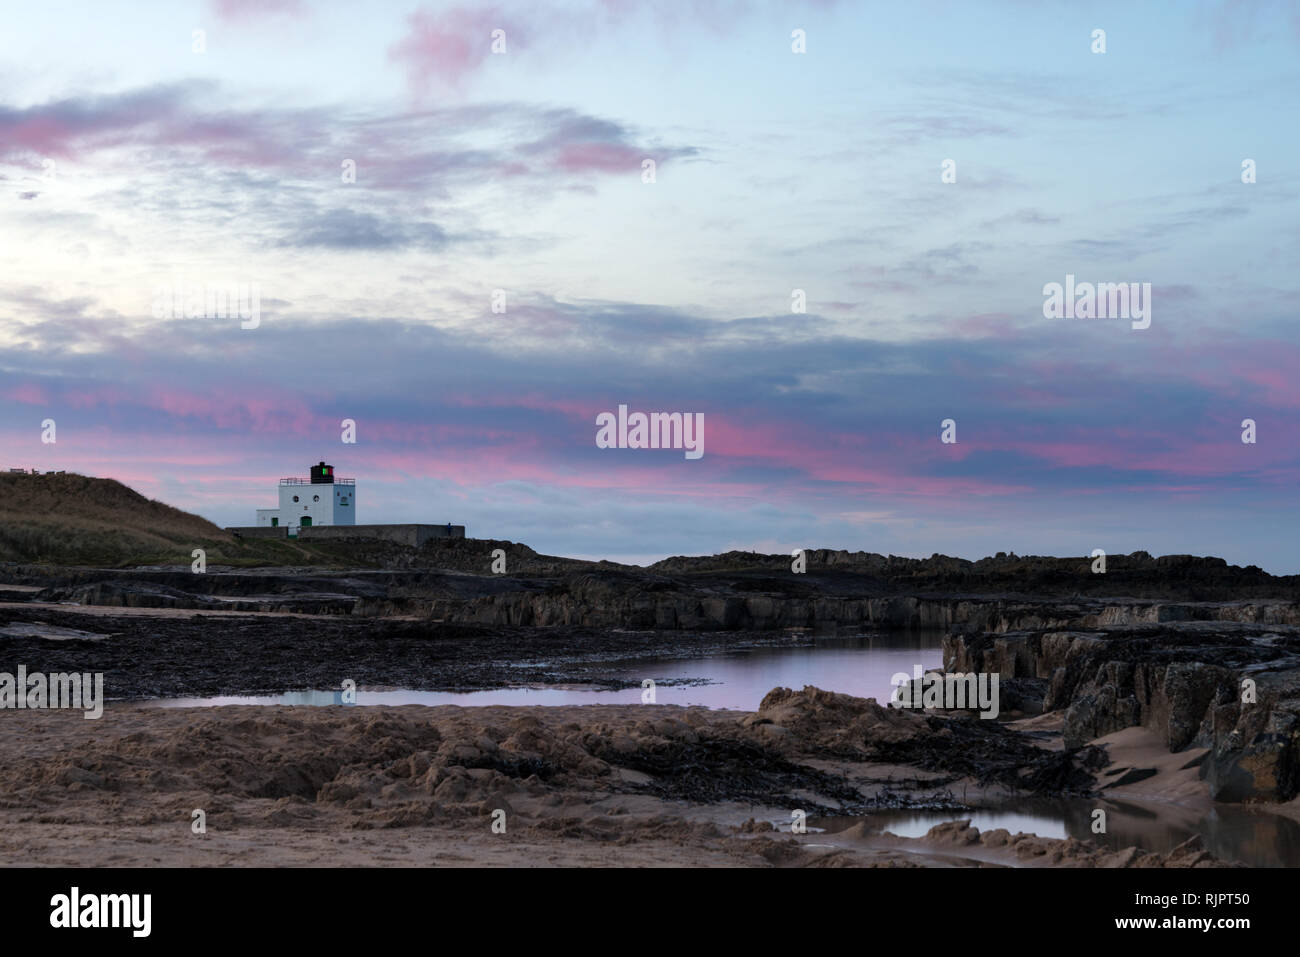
[2,383,51,405]
[551,142,643,174]
[389,6,514,94]
[2,116,78,160]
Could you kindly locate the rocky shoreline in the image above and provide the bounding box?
[3,543,1299,865]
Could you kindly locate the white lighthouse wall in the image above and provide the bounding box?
[333,483,355,525]
[278,484,344,528]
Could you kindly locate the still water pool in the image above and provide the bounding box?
[142,632,944,711]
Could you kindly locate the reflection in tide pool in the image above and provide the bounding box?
[142,632,945,712]
[151,688,644,708]
[607,632,943,710]
[818,797,1300,868]
[867,808,1066,840]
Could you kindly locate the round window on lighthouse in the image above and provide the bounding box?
[292,495,299,503]
[313,495,320,502]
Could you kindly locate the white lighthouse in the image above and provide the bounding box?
[255,461,356,529]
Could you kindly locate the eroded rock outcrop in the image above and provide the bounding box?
[752,685,1105,794]
[428,580,1300,633]
[944,624,1300,802]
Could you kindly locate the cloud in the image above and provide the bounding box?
[0,85,698,268]
[389,5,516,94]
[276,207,459,250]
[4,289,1297,502]
[0,85,193,161]
[0,86,696,198]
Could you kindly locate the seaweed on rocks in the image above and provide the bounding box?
[866,715,1107,794]
[593,736,868,812]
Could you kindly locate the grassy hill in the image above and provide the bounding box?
[0,472,304,566]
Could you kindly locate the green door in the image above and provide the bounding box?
[300,516,312,527]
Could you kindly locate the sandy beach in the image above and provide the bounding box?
[0,688,1246,868]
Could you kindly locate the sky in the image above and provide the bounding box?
[1,0,1298,571]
